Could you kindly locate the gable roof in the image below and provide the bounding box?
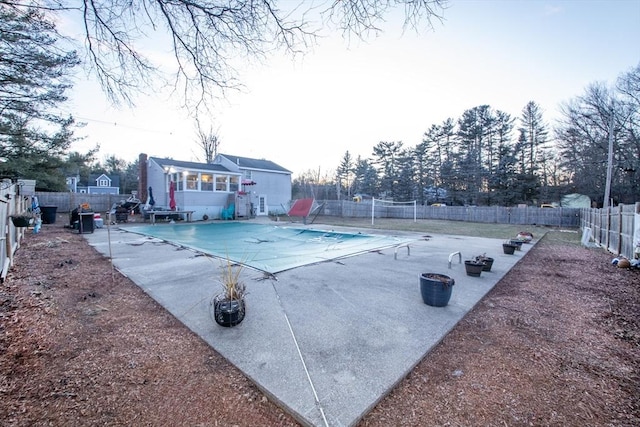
[149,157,234,173]
[88,173,120,187]
[218,154,291,174]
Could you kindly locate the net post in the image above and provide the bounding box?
[371,198,375,226]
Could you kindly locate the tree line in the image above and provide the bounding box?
[1,2,637,207]
[294,65,640,207]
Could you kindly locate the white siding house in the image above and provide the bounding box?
[141,153,291,220]
[215,154,292,216]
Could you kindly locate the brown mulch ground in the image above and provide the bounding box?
[1,224,638,426]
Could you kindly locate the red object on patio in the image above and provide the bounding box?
[288,198,314,218]
[169,181,176,210]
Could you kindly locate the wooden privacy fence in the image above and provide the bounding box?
[580,202,640,260]
[33,192,128,215]
[322,200,581,227]
[1,181,32,281]
[32,193,582,227]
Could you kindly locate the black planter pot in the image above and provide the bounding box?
[213,295,246,327]
[481,257,494,272]
[464,260,484,277]
[509,240,524,251]
[502,243,517,255]
[420,273,454,307]
[10,216,31,227]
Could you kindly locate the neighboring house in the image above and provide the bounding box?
[66,175,79,192]
[66,173,120,195]
[140,153,292,220]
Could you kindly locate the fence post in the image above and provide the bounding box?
[604,207,608,248]
[617,204,623,255]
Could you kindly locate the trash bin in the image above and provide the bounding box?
[78,212,94,234]
[40,206,58,224]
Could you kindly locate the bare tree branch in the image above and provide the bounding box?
[5,0,448,110]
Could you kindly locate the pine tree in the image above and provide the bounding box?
[0,6,80,189]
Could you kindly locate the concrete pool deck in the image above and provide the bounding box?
[83,218,533,427]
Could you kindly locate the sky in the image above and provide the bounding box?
[64,0,640,178]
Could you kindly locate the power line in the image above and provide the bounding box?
[73,115,176,135]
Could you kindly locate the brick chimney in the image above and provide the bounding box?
[138,153,148,202]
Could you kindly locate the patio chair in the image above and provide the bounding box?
[221,203,235,220]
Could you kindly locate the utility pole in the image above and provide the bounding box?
[603,105,615,208]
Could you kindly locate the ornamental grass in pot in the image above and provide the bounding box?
[211,257,247,327]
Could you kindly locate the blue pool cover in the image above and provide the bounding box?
[126,222,414,273]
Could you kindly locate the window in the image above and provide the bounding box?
[177,172,184,191]
[230,176,239,192]
[170,171,238,192]
[186,173,198,190]
[201,173,214,191]
[98,178,109,187]
[243,170,252,180]
[215,175,228,191]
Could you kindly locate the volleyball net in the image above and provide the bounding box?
[371,198,417,225]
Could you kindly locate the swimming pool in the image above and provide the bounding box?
[126,222,414,273]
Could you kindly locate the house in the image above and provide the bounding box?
[139,153,292,220]
[67,173,120,194]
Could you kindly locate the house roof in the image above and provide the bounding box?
[218,154,291,174]
[149,157,234,173]
[88,173,120,187]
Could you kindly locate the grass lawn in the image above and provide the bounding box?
[312,215,579,240]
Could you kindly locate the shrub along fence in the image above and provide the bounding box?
[581,202,640,260]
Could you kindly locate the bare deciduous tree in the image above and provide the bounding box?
[195,120,221,164]
[4,0,447,109]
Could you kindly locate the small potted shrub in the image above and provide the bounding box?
[474,253,494,272]
[211,257,247,327]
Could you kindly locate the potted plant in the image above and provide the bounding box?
[473,253,494,272]
[516,231,533,243]
[211,257,247,327]
[10,214,32,227]
[509,239,524,250]
[464,257,484,277]
[502,241,517,254]
[419,273,454,307]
